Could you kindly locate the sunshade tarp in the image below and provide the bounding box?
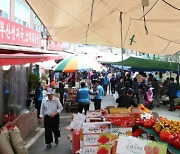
[26,0,180,55]
[113,57,179,72]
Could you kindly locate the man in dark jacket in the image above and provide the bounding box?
[167,77,177,111]
[59,79,65,106]
[34,83,43,118]
[116,88,138,108]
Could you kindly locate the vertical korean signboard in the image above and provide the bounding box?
[0,16,40,47]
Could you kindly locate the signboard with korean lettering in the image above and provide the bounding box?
[48,37,62,51]
[117,134,167,154]
[0,16,40,47]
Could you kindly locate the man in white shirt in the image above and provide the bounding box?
[40,88,63,151]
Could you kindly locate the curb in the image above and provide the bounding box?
[25,127,44,149]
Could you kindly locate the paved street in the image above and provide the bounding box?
[27,94,180,154]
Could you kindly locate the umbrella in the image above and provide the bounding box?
[26,0,180,55]
[53,55,104,72]
[40,60,57,70]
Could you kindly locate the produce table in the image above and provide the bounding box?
[139,126,180,154]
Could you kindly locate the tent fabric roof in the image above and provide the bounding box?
[113,57,179,72]
[26,0,180,55]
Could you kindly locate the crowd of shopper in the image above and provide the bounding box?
[33,67,180,151]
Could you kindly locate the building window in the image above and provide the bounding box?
[41,26,48,38]
[14,17,22,25]
[0,0,10,19]
[34,25,40,31]
[34,15,41,32]
[14,0,30,27]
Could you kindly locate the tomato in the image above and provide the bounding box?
[144,119,154,128]
[135,118,144,126]
[174,138,180,149]
[168,135,175,145]
[177,133,180,140]
[160,131,170,142]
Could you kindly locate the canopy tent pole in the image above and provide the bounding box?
[120,12,124,71]
[170,55,172,78]
[178,63,180,89]
[120,12,125,94]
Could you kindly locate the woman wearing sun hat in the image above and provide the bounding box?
[144,87,154,109]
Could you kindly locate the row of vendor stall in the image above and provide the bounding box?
[68,104,180,154]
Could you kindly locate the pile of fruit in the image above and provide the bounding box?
[138,104,152,113]
[158,118,180,149]
[136,116,180,149]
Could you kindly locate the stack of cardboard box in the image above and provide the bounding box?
[82,122,112,154]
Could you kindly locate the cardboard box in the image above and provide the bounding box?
[111,127,132,135]
[83,144,111,154]
[86,118,103,123]
[132,109,141,122]
[83,122,111,134]
[83,133,111,146]
[86,110,101,118]
[106,114,132,127]
[109,108,131,114]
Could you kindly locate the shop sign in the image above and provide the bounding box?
[117,134,167,154]
[0,16,40,47]
[48,37,62,51]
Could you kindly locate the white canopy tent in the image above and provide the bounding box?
[26,0,180,55]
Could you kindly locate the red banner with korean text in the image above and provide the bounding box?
[0,16,40,47]
[48,37,62,51]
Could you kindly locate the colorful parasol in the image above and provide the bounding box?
[53,55,104,72]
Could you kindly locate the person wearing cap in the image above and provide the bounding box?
[144,87,154,109]
[40,88,63,151]
[93,80,104,110]
[116,88,138,108]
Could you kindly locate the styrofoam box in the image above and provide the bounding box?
[83,122,111,134]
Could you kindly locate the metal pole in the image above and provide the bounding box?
[120,12,124,71]
[120,12,125,94]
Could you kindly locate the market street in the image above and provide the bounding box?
[27,94,180,154]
